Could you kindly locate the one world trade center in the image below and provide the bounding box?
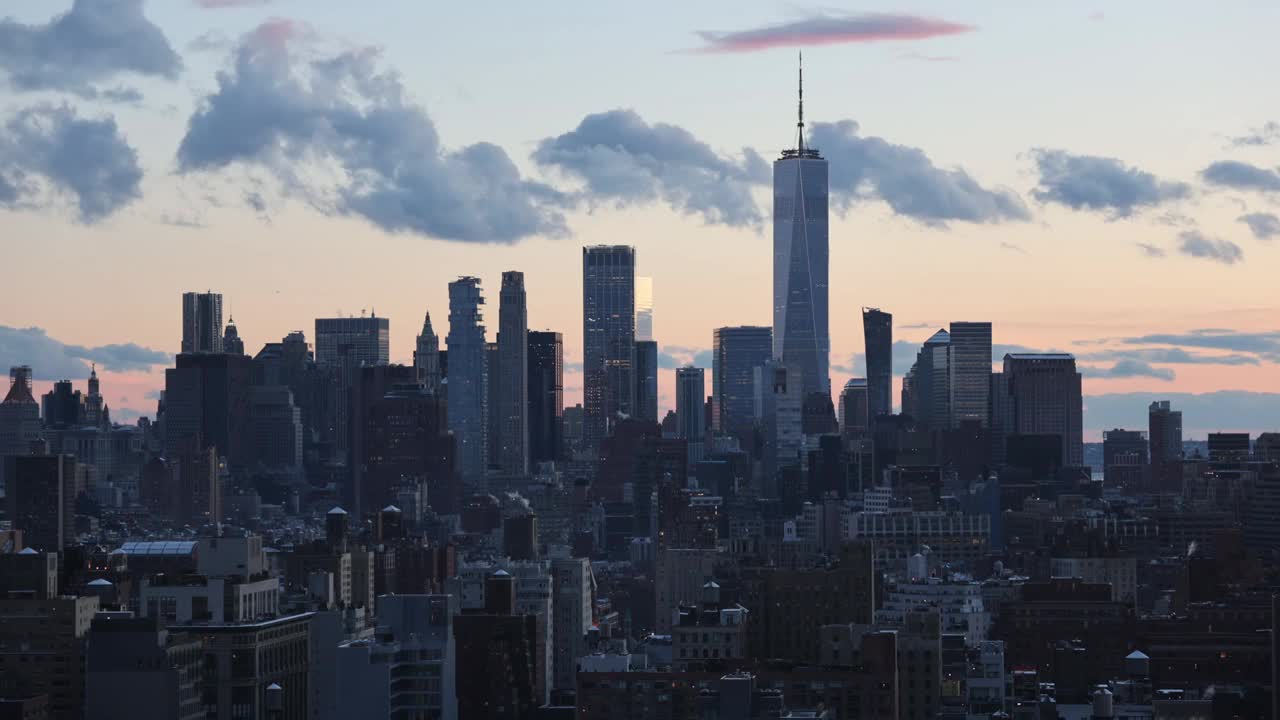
[773,55,829,398]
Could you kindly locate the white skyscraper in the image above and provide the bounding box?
[635,276,654,342]
[772,57,829,398]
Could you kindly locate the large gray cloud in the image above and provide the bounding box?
[808,120,1029,225]
[0,104,142,222]
[1080,347,1259,366]
[1083,391,1280,435]
[1177,230,1243,265]
[533,109,767,227]
[1239,212,1280,240]
[1082,360,1175,381]
[1200,160,1280,193]
[177,23,567,244]
[1029,149,1190,217]
[0,325,170,379]
[0,0,181,97]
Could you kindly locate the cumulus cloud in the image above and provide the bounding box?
[1029,149,1190,217]
[1083,359,1175,381]
[0,0,181,97]
[533,109,767,227]
[692,13,974,53]
[1238,212,1280,240]
[1200,160,1280,193]
[0,326,170,379]
[808,120,1029,225]
[177,22,567,244]
[0,104,142,222]
[658,346,714,370]
[1229,121,1280,147]
[1176,230,1243,265]
[1135,243,1166,258]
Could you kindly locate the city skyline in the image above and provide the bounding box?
[1,1,1278,439]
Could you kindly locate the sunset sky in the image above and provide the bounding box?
[1,1,1278,439]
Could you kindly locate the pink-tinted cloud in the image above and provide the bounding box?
[694,13,974,53]
[244,18,302,51]
[195,0,278,8]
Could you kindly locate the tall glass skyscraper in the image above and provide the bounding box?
[861,308,892,418]
[582,246,636,448]
[675,366,706,467]
[773,61,829,399]
[948,321,992,428]
[497,271,529,476]
[712,326,772,435]
[447,277,488,487]
[1001,353,1083,467]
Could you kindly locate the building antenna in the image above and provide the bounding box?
[796,50,805,152]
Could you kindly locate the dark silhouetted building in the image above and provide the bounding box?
[447,277,488,487]
[633,340,658,425]
[181,291,223,354]
[527,331,563,464]
[712,326,772,437]
[496,271,529,476]
[582,246,636,448]
[1000,353,1083,467]
[3,454,77,551]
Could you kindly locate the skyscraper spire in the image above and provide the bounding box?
[797,50,805,152]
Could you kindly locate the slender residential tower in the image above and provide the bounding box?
[497,271,529,476]
[582,246,636,448]
[861,308,892,419]
[773,54,830,399]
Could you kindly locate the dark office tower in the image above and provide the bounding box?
[1103,429,1149,491]
[948,321,992,428]
[496,271,529,476]
[360,384,455,516]
[181,291,223,354]
[527,331,563,464]
[839,378,869,437]
[862,308,893,418]
[163,353,253,468]
[1208,432,1251,462]
[222,316,244,355]
[907,329,951,431]
[413,312,441,392]
[1002,353,1084,467]
[3,454,76,551]
[486,341,500,469]
[774,57,829,399]
[447,277,488,487]
[582,245,636,448]
[41,379,83,429]
[314,316,391,368]
[0,366,41,459]
[1148,400,1183,490]
[712,326,773,436]
[675,366,706,467]
[633,340,659,424]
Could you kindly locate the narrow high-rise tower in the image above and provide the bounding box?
[413,312,441,393]
[773,55,829,399]
[447,277,488,487]
[582,246,636,448]
[497,271,529,476]
[948,321,992,428]
[861,308,892,419]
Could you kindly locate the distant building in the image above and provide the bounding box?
[582,246,636,448]
[527,331,564,464]
[1000,353,1084,467]
[181,291,223,354]
[838,378,869,438]
[675,366,706,467]
[163,352,253,468]
[862,308,893,418]
[412,312,442,393]
[85,614,204,720]
[635,275,654,342]
[0,595,99,719]
[905,329,951,431]
[1103,429,1148,490]
[446,277,488,487]
[1149,400,1183,489]
[314,316,390,369]
[0,366,41,462]
[712,326,772,436]
[222,317,244,356]
[3,454,77,551]
[948,321,992,428]
[496,271,529,476]
[633,340,659,425]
